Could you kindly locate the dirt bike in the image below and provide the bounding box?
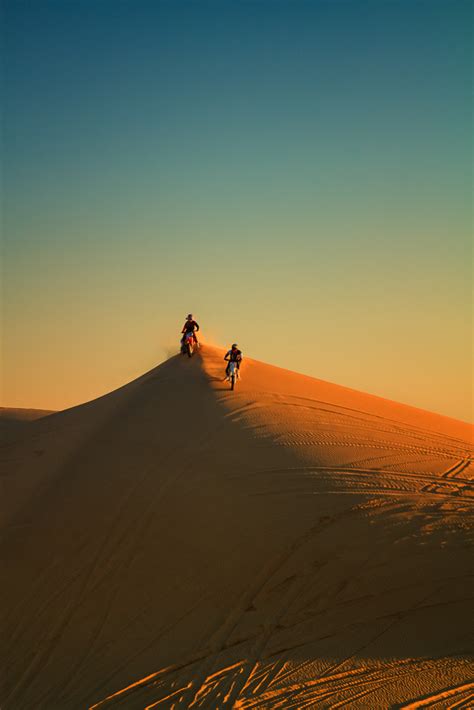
[227,361,240,390]
[181,332,195,358]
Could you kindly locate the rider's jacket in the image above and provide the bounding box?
[182,320,199,333]
[225,349,242,362]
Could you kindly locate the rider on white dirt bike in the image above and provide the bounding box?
[224,344,242,378]
[181,314,200,351]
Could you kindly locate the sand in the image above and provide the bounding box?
[0,408,55,440]
[2,344,473,709]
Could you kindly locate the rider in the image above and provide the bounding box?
[181,314,200,347]
[224,344,242,377]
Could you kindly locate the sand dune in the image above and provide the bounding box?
[0,407,55,441]
[2,345,473,709]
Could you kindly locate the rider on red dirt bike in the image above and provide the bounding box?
[224,344,242,377]
[181,314,200,349]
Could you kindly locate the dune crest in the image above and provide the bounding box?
[2,345,473,709]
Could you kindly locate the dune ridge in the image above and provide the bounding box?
[2,344,473,709]
[0,408,55,421]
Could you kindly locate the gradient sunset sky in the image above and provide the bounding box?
[3,0,472,421]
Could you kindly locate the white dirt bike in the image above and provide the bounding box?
[227,361,240,390]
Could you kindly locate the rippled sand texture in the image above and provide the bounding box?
[2,345,473,709]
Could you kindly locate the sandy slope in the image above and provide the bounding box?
[0,407,55,441]
[2,345,473,709]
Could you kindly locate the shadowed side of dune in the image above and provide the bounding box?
[0,358,184,527]
[3,351,319,708]
[2,346,473,709]
[0,408,56,444]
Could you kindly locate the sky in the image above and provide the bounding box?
[2,0,472,421]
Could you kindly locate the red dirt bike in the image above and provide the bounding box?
[181,332,196,358]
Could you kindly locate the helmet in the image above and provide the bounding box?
[232,343,238,349]
[187,314,193,320]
